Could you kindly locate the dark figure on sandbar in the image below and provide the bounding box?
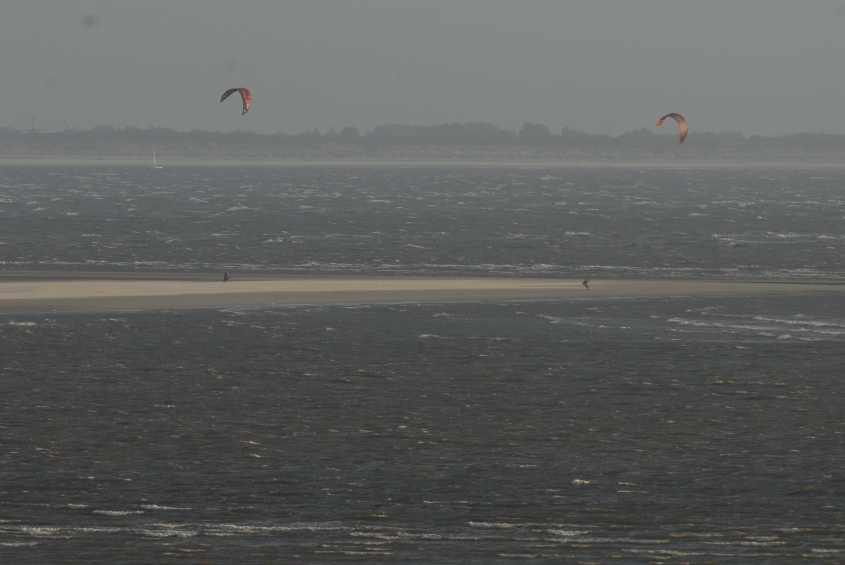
[582,279,590,289]
[223,271,230,282]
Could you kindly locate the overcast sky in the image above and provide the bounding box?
[2,0,845,134]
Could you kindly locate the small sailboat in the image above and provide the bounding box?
[152,151,163,169]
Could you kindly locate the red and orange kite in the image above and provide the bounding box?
[220,87,253,115]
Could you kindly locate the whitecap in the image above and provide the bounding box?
[0,542,39,547]
[468,521,518,529]
[418,334,446,339]
[140,504,192,511]
[17,526,63,537]
[92,510,145,517]
[546,529,588,537]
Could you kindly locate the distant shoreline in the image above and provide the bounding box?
[4,156,845,169]
[5,124,845,163]
[2,275,843,314]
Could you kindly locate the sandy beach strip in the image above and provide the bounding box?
[0,276,843,314]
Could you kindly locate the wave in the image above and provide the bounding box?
[3,257,845,281]
[668,314,845,340]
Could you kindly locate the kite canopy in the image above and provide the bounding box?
[220,87,253,115]
[656,112,688,143]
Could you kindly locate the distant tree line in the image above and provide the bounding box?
[2,123,845,160]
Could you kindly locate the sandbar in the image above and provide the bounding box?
[0,276,843,314]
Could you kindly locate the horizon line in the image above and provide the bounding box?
[3,123,845,140]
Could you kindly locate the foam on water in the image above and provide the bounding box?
[92,510,145,517]
[659,306,845,342]
[1,516,842,561]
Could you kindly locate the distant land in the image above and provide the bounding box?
[3,122,845,162]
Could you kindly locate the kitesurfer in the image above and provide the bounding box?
[656,112,688,143]
[220,87,253,115]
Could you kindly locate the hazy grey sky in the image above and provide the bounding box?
[2,1,845,134]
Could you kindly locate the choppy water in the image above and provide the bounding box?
[1,164,845,278]
[3,297,845,563]
[1,165,845,563]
